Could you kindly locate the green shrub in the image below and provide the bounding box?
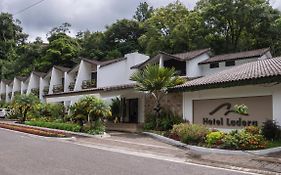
[222,129,267,150]
[144,110,183,131]
[261,120,281,141]
[84,120,105,135]
[206,131,224,147]
[110,97,121,122]
[244,126,260,135]
[10,94,39,123]
[31,103,65,121]
[25,120,81,132]
[171,123,209,145]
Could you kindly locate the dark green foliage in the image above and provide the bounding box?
[104,19,145,56]
[110,97,121,121]
[133,2,154,22]
[221,128,267,150]
[10,94,39,123]
[2,0,281,79]
[131,65,185,129]
[144,110,183,131]
[261,120,281,141]
[32,103,65,121]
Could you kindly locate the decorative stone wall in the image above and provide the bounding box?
[144,92,183,120]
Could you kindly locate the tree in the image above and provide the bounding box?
[0,13,28,79]
[77,31,107,59]
[70,96,111,130]
[69,101,88,130]
[104,19,145,57]
[133,2,154,22]
[15,37,46,76]
[38,32,80,72]
[196,0,281,54]
[130,65,185,129]
[139,2,189,55]
[11,94,39,123]
[46,22,71,38]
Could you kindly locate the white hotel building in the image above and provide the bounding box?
[1,48,281,131]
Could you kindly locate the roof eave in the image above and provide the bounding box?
[169,75,281,93]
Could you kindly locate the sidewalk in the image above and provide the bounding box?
[70,131,189,159]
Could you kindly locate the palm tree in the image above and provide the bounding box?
[11,94,39,123]
[130,65,185,129]
[70,96,111,126]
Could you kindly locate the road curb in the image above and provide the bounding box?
[0,121,110,139]
[143,131,281,156]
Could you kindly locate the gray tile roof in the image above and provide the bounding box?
[172,57,281,92]
[199,48,270,64]
[15,76,27,81]
[33,71,46,77]
[81,58,102,65]
[54,66,71,72]
[99,57,127,67]
[131,48,210,69]
[1,79,12,85]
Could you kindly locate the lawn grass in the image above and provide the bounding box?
[25,120,81,132]
[267,140,281,148]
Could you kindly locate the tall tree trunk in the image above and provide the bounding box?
[154,99,161,130]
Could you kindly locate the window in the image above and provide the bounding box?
[210,62,219,69]
[225,60,235,67]
[91,72,97,81]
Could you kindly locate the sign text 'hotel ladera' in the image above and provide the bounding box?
[202,103,258,127]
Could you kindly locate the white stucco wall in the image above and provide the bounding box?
[74,60,95,91]
[5,85,12,102]
[45,93,100,105]
[39,77,49,101]
[27,73,40,94]
[97,52,149,88]
[49,68,64,94]
[200,58,259,76]
[186,53,210,77]
[21,80,28,94]
[183,84,281,125]
[11,78,21,99]
[0,82,6,101]
[0,82,6,94]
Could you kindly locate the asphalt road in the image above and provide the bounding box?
[0,128,257,175]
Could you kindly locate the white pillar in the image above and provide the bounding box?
[159,55,164,68]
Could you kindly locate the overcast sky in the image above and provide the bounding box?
[1,0,281,42]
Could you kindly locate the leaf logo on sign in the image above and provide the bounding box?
[209,103,249,116]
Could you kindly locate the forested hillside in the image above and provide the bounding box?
[1,0,281,79]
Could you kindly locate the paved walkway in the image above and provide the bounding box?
[69,131,281,174]
[71,131,189,159]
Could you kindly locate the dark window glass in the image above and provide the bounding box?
[225,60,235,67]
[91,72,97,81]
[210,62,219,68]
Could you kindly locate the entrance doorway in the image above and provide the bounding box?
[128,98,138,123]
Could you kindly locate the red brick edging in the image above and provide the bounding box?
[0,122,68,137]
